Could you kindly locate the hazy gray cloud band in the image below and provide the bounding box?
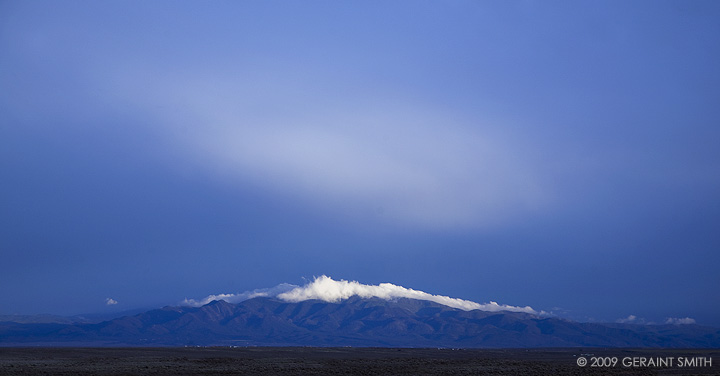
[109,69,550,230]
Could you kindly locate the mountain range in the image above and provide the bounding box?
[2,296,719,347]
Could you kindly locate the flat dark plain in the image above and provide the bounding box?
[0,347,717,376]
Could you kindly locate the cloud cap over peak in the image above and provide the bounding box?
[184,276,539,314]
[278,276,539,314]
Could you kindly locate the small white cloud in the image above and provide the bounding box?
[665,317,696,325]
[105,298,118,305]
[616,315,638,323]
[181,283,297,307]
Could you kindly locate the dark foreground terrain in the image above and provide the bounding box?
[0,347,717,376]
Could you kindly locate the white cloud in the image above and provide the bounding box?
[665,317,696,325]
[105,298,118,305]
[184,276,540,314]
[278,276,539,314]
[617,315,698,326]
[182,283,297,307]
[616,315,639,324]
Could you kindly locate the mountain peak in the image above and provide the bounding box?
[204,299,234,307]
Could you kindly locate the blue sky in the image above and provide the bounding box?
[1,1,719,325]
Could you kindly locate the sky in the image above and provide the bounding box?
[1,1,719,326]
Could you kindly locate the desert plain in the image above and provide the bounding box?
[1,347,718,376]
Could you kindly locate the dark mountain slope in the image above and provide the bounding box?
[1,297,718,347]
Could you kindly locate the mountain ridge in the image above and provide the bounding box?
[1,296,718,348]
